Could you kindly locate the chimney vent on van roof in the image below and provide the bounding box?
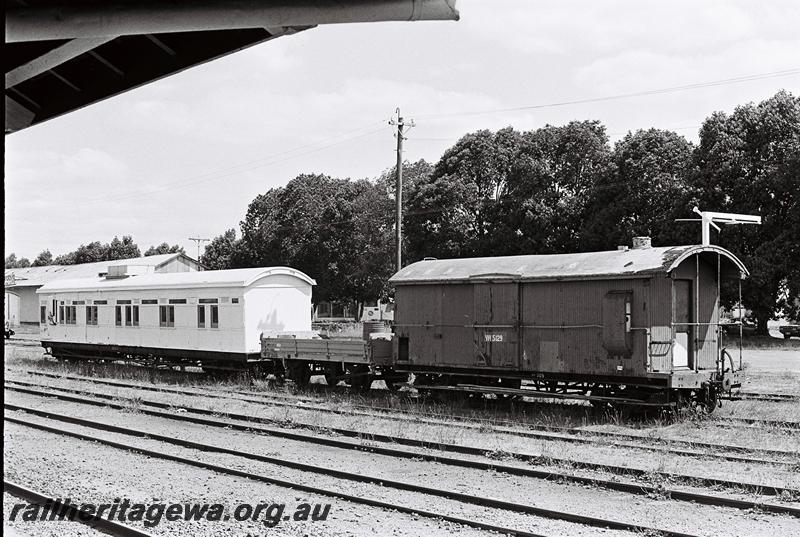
[631,236,652,249]
[617,246,629,252]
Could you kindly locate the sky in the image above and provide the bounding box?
[5,0,800,261]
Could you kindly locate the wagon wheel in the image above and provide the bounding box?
[272,367,286,387]
[287,361,311,389]
[347,365,373,392]
[381,368,405,392]
[496,378,522,401]
[324,363,343,387]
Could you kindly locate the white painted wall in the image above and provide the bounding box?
[4,291,20,327]
[38,272,312,355]
[244,274,313,353]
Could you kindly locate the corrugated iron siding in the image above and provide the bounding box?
[519,279,649,376]
[393,252,722,378]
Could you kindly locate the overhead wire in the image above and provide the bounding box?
[415,68,800,120]
[73,67,798,206]
[80,122,389,206]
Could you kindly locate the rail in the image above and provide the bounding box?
[6,381,798,494]
[5,412,709,537]
[4,480,154,537]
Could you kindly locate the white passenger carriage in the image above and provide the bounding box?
[36,265,315,371]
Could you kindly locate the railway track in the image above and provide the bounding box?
[18,370,800,460]
[4,480,153,537]
[6,381,799,498]
[4,412,705,537]
[6,400,800,517]
[728,392,800,403]
[718,416,800,429]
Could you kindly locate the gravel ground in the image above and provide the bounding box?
[6,421,548,537]
[4,492,106,537]
[6,372,798,491]
[5,391,800,537]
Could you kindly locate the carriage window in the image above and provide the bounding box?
[199,298,218,304]
[59,306,65,324]
[169,299,187,304]
[197,305,205,328]
[125,305,132,326]
[94,300,107,305]
[65,306,77,325]
[141,299,157,305]
[210,305,219,328]
[231,298,239,304]
[86,306,98,325]
[132,306,139,326]
[115,306,122,326]
[160,305,175,327]
[40,306,46,324]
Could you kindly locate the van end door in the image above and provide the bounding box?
[672,279,693,369]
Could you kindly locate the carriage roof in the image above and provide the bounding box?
[389,245,747,285]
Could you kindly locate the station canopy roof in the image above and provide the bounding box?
[37,266,316,293]
[5,0,459,133]
[390,245,749,285]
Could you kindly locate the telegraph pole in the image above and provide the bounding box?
[188,237,210,270]
[389,108,413,272]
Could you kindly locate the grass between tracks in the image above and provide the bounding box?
[5,341,800,487]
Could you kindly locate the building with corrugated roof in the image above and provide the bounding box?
[4,253,199,326]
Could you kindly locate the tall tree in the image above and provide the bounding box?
[498,120,614,254]
[4,254,30,268]
[53,236,142,265]
[238,188,284,268]
[691,90,800,334]
[201,229,239,270]
[582,129,695,250]
[238,174,395,303]
[144,243,185,256]
[106,236,141,260]
[405,128,523,260]
[32,250,53,266]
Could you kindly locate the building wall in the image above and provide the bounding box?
[157,256,198,273]
[4,291,21,327]
[11,286,41,324]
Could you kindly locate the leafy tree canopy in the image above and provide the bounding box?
[32,250,53,267]
[4,254,30,269]
[690,90,800,333]
[144,243,185,256]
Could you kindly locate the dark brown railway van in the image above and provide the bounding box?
[389,241,748,406]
